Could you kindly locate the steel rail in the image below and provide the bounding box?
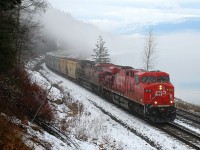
[34,119,80,150]
[156,122,200,150]
[176,108,200,125]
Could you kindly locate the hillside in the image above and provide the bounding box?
[27,57,200,149]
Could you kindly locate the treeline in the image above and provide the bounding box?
[0,0,56,120]
[0,69,54,149]
[0,1,55,149]
[0,0,20,72]
[0,0,48,73]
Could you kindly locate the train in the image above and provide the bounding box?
[45,52,176,123]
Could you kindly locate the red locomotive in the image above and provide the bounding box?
[46,53,176,123]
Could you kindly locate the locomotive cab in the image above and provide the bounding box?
[135,71,176,123]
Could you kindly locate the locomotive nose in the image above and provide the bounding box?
[144,84,176,123]
[144,83,174,106]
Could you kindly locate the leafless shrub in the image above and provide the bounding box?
[78,103,84,116]
[98,143,106,150]
[102,134,111,145]
[0,115,30,150]
[67,102,79,117]
[75,127,88,141]
[30,136,52,150]
[0,69,54,122]
[14,0,49,67]
[60,119,69,132]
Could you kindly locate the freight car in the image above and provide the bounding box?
[46,53,176,123]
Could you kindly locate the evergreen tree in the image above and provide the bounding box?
[0,0,21,10]
[92,35,110,64]
[0,0,21,73]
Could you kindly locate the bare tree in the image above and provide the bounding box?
[92,35,111,64]
[14,0,48,67]
[142,28,157,71]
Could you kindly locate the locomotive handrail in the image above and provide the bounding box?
[146,94,157,106]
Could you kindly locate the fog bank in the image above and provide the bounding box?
[41,8,200,105]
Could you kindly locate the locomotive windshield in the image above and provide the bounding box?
[157,76,169,83]
[142,76,156,83]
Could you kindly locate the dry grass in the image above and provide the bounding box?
[0,69,54,122]
[0,115,30,150]
[175,98,200,113]
[29,136,52,150]
[0,68,55,149]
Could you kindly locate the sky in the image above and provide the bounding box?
[47,0,200,33]
[45,0,200,105]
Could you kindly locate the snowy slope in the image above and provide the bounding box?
[26,62,194,150]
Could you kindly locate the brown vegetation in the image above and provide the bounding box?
[175,98,200,113]
[0,115,30,150]
[0,68,54,122]
[0,68,55,149]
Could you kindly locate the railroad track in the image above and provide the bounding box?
[89,97,200,149]
[42,65,200,149]
[157,122,200,149]
[34,119,80,150]
[85,98,162,149]
[38,67,160,149]
[176,108,200,125]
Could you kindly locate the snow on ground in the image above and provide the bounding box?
[26,56,45,70]
[1,112,73,150]
[175,119,200,135]
[25,121,98,150]
[29,70,63,101]
[28,63,192,150]
[25,125,71,150]
[29,66,156,149]
[25,58,199,149]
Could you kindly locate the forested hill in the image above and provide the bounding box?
[0,1,54,149]
[41,8,142,60]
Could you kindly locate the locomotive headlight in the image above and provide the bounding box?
[154,101,157,104]
[170,100,173,104]
[159,85,162,90]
